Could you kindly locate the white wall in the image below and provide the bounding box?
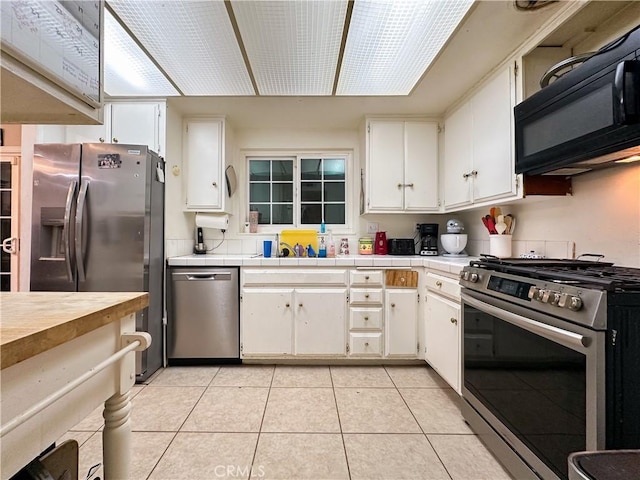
[459,164,640,267]
[164,123,445,256]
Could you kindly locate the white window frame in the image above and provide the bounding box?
[243,150,354,234]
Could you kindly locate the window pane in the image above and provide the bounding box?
[323,159,345,180]
[272,204,293,224]
[301,159,322,180]
[272,160,293,181]
[250,204,271,224]
[324,182,345,202]
[0,191,10,216]
[301,204,322,224]
[272,183,293,202]
[249,160,271,181]
[301,182,321,202]
[1,274,9,292]
[325,204,345,224]
[249,183,270,202]
[0,164,11,189]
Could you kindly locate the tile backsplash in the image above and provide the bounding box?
[465,239,575,259]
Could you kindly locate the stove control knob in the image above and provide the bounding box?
[469,273,479,283]
[535,289,546,301]
[528,286,539,300]
[550,292,562,306]
[568,296,583,311]
[541,290,552,303]
[460,271,469,281]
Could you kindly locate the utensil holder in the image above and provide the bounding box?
[489,234,512,258]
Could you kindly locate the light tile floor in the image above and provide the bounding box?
[60,365,514,480]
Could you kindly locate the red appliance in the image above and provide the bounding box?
[374,231,387,255]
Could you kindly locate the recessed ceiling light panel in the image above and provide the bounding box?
[232,0,348,95]
[104,10,179,96]
[109,0,254,95]
[337,0,474,95]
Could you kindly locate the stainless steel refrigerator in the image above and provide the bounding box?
[30,143,165,382]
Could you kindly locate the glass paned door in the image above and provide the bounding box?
[0,152,20,291]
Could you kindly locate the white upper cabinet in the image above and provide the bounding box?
[443,64,518,210]
[183,117,228,212]
[109,102,164,154]
[365,119,439,213]
[37,101,166,155]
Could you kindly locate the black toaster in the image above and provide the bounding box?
[387,238,416,255]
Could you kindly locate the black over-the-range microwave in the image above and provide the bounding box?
[515,24,640,176]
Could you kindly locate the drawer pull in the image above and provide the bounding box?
[285,303,290,307]
[99,137,105,143]
[365,342,369,347]
[365,275,370,280]
[450,317,457,325]
[299,303,303,307]
[365,294,370,299]
[391,303,396,308]
[436,281,442,287]
[212,182,217,187]
[364,316,369,320]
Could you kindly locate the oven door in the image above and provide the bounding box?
[461,289,606,480]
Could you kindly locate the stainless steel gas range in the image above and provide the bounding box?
[458,258,640,480]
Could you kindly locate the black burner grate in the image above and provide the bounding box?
[470,258,640,291]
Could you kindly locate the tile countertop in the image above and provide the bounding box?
[167,254,475,275]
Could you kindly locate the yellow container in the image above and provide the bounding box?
[359,237,373,255]
[279,230,318,256]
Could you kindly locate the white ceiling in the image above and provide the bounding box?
[106,1,634,128]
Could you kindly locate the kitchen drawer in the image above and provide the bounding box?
[349,333,382,356]
[242,268,348,286]
[425,272,460,300]
[385,269,418,288]
[350,307,383,330]
[350,288,383,305]
[350,270,384,287]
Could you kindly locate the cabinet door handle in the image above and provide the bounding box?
[405,183,414,188]
[391,303,396,308]
[364,316,369,320]
[212,182,217,187]
[112,137,118,143]
[285,303,290,307]
[99,137,105,143]
[435,281,442,287]
[364,342,369,347]
[365,294,370,299]
[462,172,470,179]
[450,317,458,324]
[365,275,370,280]
[471,170,478,177]
[298,303,303,307]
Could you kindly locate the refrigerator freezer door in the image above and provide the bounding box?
[78,144,149,293]
[31,144,81,291]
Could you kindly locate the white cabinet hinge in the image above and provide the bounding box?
[417,342,420,352]
[367,124,370,133]
[515,175,520,192]
[514,60,519,78]
[417,293,420,303]
[240,343,243,353]
[346,343,350,353]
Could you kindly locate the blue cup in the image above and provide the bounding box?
[263,240,272,258]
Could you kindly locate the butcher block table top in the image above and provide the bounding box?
[0,292,149,370]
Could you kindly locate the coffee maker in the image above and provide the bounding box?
[417,223,439,256]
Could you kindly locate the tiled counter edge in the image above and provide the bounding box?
[166,255,475,275]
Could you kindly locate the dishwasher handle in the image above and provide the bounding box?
[173,271,234,281]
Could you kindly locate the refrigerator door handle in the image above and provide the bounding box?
[75,180,89,282]
[63,180,78,282]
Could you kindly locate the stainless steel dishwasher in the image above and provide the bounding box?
[168,267,240,363]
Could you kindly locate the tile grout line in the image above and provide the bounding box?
[330,366,353,480]
[145,367,222,479]
[248,365,276,480]
[384,366,456,480]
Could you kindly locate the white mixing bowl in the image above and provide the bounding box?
[441,234,468,254]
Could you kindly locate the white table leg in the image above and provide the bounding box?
[102,390,132,480]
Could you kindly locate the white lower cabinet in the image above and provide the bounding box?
[385,289,418,357]
[294,288,347,355]
[241,269,348,357]
[242,289,294,355]
[425,291,461,394]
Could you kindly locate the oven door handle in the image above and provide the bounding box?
[463,293,590,350]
